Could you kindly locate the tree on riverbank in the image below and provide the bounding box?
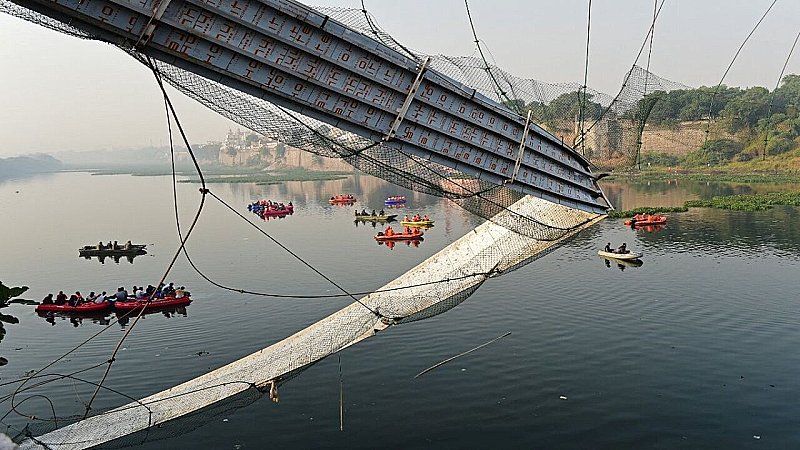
[630,74,800,171]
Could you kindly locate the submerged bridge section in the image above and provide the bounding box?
[11,0,611,213]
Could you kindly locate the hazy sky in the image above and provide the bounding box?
[2,0,800,156]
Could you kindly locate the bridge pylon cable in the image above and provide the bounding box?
[703,0,778,144]
[762,25,800,160]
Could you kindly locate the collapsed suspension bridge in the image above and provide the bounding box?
[0,0,628,448]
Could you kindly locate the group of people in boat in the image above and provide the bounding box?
[331,194,355,201]
[380,225,423,237]
[356,209,385,217]
[88,240,137,251]
[631,213,666,223]
[250,200,292,212]
[403,214,429,222]
[385,196,406,202]
[604,242,629,254]
[41,282,190,306]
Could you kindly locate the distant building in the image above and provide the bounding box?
[216,128,352,171]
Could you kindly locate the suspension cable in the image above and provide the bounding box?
[464,0,520,112]
[762,25,800,160]
[635,0,659,170]
[576,0,667,160]
[704,0,778,144]
[578,0,592,156]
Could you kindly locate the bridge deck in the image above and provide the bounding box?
[12,0,611,213]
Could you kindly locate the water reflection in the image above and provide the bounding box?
[37,312,112,327]
[377,238,423,251]
[116,308,188,328]
[80,253,145,264]
[601,256,644,271]
[630,223,665,234]
[36,307,189,328]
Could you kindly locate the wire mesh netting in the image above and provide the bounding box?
[0,0,689,447]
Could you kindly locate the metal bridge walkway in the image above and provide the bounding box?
[11,0,610,213]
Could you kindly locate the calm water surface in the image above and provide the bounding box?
[0,173,798,449]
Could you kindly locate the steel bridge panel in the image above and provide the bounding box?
[10,0,610,212]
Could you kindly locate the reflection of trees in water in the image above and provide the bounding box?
[81,254,143,264]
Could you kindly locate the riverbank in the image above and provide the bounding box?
[602,169,800,184]
[64,164,353,184]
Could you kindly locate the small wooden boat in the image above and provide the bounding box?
[597,250,643,261]
[375,230,424,241]
[113,296,192,311]
[400,219,435,227]
[79,244,146,256]
[384,196,407,205]
[355,214,397,222]
[36,301,112,314]
[329,195,356,204]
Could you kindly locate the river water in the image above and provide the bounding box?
[0,172,798,449]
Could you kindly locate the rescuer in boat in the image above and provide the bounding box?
[42,293,54,304]
[55,291,67,305]
[384,225,395,237]
[115,287,128,301]
[94,292,107,303]
[379,209,384,216]
[361,208,368,216]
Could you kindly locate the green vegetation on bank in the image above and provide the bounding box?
[73,163,266,177]
[66,163,353,184]
[606,206,688,219]
[684,192,800,211]
[178,167,353,184]
[625,74,800,169]
[609,192,800,217]
[602,171,800,184]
